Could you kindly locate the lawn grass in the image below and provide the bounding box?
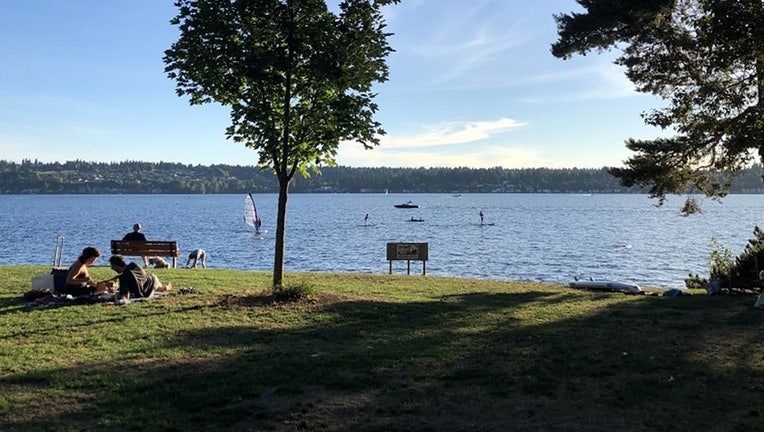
[0,265,762,431]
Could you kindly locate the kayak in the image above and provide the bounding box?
[569,280,643,294]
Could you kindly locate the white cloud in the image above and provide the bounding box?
[429,22,529,87]
[337,142,564,169]
[380,117,526,149]
[392,2,533,89]
[523,56,641,103]
[336,117,542,168]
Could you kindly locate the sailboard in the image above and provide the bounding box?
[244,193,262,233]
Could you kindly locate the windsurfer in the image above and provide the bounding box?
[245,194,262,233]
[479,210,484,225]
[364,213,369,225]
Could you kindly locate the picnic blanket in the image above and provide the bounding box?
[25,292,113,308]
[23,290,176,308]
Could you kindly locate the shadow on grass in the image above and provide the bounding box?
[0,303,207,341]
[0,300,29,316]
[2,291,762,431]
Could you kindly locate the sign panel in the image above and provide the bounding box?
[386,242,428,261]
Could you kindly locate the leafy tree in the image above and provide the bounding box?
[552,0,764,211]
[164,0,398,289]
[730,226,764,284]
[686,227,764,290]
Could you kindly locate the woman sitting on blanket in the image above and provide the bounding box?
[108,255,171,303]
[64,246,107,296]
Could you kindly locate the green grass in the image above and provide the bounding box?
[1,266,762,431]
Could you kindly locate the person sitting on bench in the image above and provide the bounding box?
[122,223,148,266]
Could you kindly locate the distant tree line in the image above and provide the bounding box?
[1,159,763,195]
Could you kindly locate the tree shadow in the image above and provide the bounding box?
[1,290,762,431]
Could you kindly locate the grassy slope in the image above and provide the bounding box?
[0,266,762,431]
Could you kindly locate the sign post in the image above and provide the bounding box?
[386,242,428,275]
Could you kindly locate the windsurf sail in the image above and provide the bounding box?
[244,193,260,233]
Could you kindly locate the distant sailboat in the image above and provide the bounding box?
[244,193,262,233]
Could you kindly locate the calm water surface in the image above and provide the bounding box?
[1,193,762,288]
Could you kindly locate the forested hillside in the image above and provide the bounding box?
[1,159,763,194]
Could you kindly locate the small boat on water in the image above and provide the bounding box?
[408,217,425,222]
[569,279,643,294]
[394,201,419,209]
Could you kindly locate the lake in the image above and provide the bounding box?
[1,193,762,288]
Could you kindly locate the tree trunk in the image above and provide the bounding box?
[272,175,289,290]
[758,52,764,164]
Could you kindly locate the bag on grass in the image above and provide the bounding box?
[51,268,68,293]
[50,235,68,294]
[31,274,54,291]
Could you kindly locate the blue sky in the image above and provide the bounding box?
[1,0,667,169]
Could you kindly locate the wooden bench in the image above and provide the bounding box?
[111,240,182,268]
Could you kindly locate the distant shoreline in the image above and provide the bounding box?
[2,160,763,195]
